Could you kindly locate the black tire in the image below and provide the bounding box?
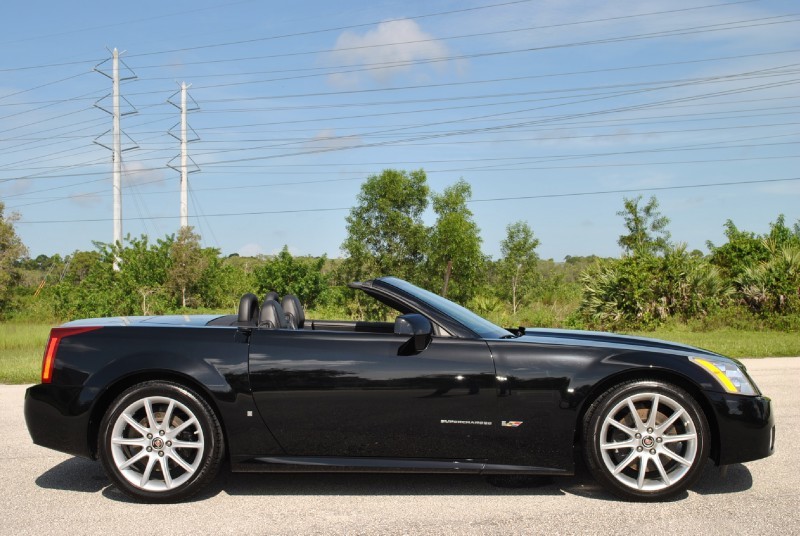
[583,379,709,501]
[98,381,224,503]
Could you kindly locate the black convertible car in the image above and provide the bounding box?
[25,277,775,502]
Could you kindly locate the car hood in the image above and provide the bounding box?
[512,327,721,358]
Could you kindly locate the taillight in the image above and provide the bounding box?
[41,326,102,384]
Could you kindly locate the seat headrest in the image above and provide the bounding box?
[258,299,287,329]
[264,291,280,303]
[238,293,259,324]
[281,294,305,329]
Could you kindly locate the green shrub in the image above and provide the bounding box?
[737,242,800,314]
[580,245,730,330]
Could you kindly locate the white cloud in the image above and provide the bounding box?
[326,19,457,87]
[758,180,800,196]
[121,161,168,188]
[303,128,362,152]
[236,243,303,257]
[69,191,104,208]
[270,244,301,256]
[3,177,33,196]
[238,242,265,257]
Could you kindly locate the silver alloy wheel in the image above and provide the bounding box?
[599,392,698,492]
[109,395,205,492]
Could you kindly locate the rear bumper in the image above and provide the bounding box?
[708,392,775,465]
[25,384,93,459]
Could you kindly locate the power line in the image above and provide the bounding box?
[5,121,795,180]
[13,177,800,224]
[175,19,800,96]
[184,70,800,134]
[0,0,259,47]
[3,105,797,180]
[7,61,792,165]
[126,1,764,63]
[46,65,781,170]
[182,16,798,90]
[5,100,792,153]
[9,153,800,211]
[10,11,793,108]
[186,120,800,147]
[5,130,797,207]
[0,72,92,102]
[1,0,763,75]
[469,177,800,204]
[123,4,777,72]
[125,1,537,58]
[7,48,798,109]
[175,77,800,167]
[0,0,535,72]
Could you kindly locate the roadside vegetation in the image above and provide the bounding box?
[2,169,799,383]
[0,323,51,383]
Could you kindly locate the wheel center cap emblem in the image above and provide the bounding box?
[152,437,164,449]
[642,436,655,448]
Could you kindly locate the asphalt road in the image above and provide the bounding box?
[2,358,798,536]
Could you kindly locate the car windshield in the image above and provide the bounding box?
[381,277,513,339]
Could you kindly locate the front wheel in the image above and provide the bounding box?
[583,380,710,501]
[98,381,224,502]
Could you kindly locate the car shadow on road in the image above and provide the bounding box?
[35,457,109,493]
[206,471,571,500]
[692,462,753,496]
[34,457,753,503]
[204,460,752,502]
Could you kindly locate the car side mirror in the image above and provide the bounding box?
[394,314,433,355]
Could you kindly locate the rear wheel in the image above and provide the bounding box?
[583,380,709,501]
[98,381,224,502]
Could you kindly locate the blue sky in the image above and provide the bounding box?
[1,0,798,261]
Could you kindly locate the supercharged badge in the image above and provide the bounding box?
[440,419,492,426]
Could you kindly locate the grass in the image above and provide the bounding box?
[625,328,800,359]
[1,321,797,384]
[0,323,53,384]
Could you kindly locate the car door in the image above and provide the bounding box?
[248,327,497,460]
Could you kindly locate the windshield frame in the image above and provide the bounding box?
[377,277,512,340]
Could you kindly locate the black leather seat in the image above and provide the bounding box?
[281,294,305,329]
[258,299,287,329]
[237,293,259,325]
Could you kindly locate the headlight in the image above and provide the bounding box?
[689,356,757,395]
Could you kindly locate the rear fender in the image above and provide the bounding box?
[72,342,282,461]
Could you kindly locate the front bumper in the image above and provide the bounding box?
[707,392,775,465]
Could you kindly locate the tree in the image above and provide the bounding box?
[341,169,429,282]
[765,214,800,248]
[167,226,207,308]
[426,179,484,303]
[707,220,768,282]
[253,246,328,308]
[107,235,174,315]
[50,234,174,318]
[497,221,540,314]
[0,202,28,313]
[196,251,254,311]
[64,251,102,284]
[617,195,671,256]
